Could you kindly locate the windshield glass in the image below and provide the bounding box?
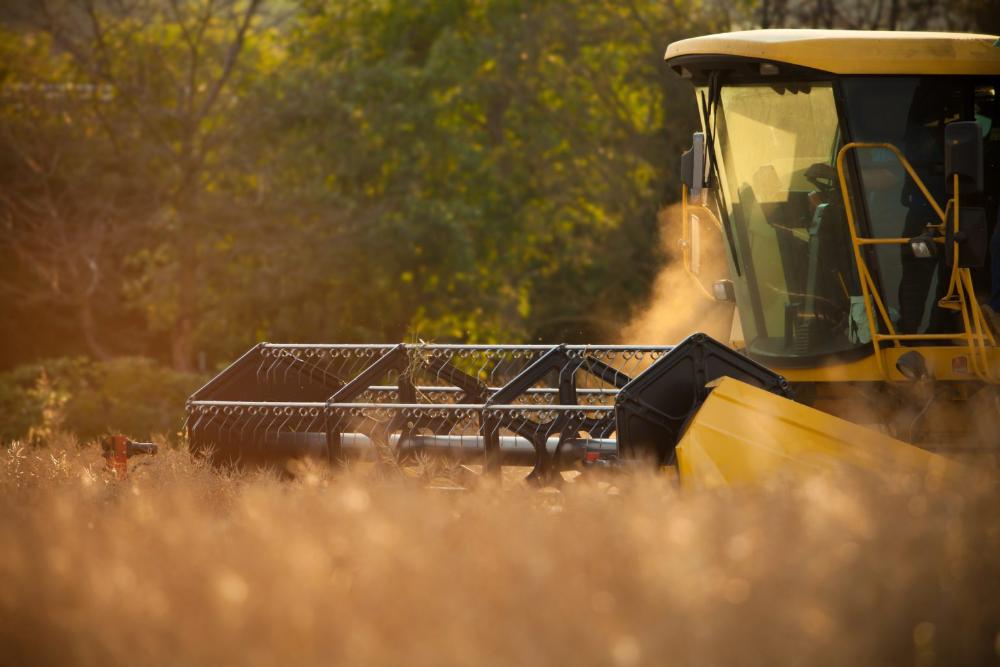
[711,82,864,362]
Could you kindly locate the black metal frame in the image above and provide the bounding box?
[187,342,673,479]
[187,335,792,481]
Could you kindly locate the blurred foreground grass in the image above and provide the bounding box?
[1,437,999,666]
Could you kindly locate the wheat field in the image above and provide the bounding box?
[1,437,998,666]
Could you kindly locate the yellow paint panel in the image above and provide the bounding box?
[676,377,956,488]
[772,346,1000,383]
[665,29,1000,76]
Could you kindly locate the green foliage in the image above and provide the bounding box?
[2,0,993,376]
[0,357,204,445]
[0,1,722,373]
[235,0,717,346]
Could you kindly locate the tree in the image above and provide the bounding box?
[17,0,993,375]
[750,0,996,31]
[255,0,722,344]
[0,27,153,363]
[1,0,271,370]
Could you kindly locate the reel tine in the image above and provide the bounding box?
[250,406,267,445]
[257,407,273,447]
[186,405,206,441]
[256,353,266,385]
[329,407,346,444]
[265,352,283,385]
[333,408,350,433]
[305,407,322,436]
[437,349,451,391]
[217,406,235,450]
[322,351,336,377]
[266,407,282,444]
[238,405,253,443]
[339,351,355,381]
[557,359,574,402]
[261,408,279,447]
[480,351,495,389]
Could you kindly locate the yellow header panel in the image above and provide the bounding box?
[665,29,1000,76]
[675,377,959,489]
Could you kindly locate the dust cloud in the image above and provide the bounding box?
[623,204,735,345]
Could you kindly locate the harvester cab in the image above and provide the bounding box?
[186,30,998,486]
[669,30,1000,449]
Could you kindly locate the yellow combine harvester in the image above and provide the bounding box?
[669,30,999,480]
[187,30,999,486]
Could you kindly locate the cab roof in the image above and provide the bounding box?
[665,29,1000,77]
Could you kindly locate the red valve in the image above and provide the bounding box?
[101,435,158,480]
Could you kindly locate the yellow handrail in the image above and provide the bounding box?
[834,142,997,382]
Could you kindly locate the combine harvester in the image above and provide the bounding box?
[188,31,1000,485]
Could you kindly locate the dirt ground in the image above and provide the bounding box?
[1,437,999,666]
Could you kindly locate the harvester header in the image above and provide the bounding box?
[187,335,791,480]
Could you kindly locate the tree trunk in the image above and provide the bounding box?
[171,311,195,372]
[170,249,198,372]
[78,297,113,361]
[888,0,899,29]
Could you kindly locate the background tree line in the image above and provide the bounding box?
[0,0,995,439]
[0,0,722,375]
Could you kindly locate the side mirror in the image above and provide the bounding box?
[945,121,983,195]
[680,132,705,198]
[712,279,735,302]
